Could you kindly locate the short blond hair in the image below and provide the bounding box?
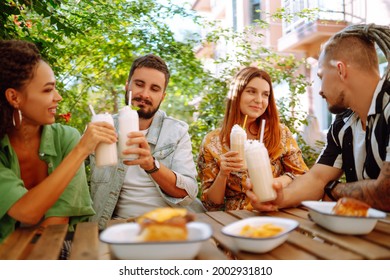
[322,34,379,72]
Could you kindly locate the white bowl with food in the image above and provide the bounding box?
[100,221,212,260]
[302,199,387,235]
[221,217,299,253]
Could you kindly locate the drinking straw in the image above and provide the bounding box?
[259,119,266,143]
[128,90,132,105]
[88,104,96,116]
[242,114,248,129]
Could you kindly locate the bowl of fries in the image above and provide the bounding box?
[221,217,299,253]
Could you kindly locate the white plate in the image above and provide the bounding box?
[221,217,299,253]
[100,222,212,260]
[302,200,387,235]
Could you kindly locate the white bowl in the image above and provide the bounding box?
[100,222,212,260]
[302,200,387,235]
[221,217,299,253]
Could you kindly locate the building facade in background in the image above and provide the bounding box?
[191,0,389,141]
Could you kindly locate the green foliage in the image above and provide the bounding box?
[190,17,320,166]
[1,1,320,167]
[1,0,207,132]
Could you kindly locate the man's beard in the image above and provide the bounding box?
[328,104,347,114]
[133,97,162,120]
[327,91,347,114]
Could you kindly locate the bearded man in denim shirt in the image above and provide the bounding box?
[89,54,203,229]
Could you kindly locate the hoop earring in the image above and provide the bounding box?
[18,109,23,125]
[12,113,16,126]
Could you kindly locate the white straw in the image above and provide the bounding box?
[259,119,266,143]
[128,90,132,105]
[88,104,96,116]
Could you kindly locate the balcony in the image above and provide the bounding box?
[278,0,366,56]
[278,19,348,55]
[192,0,211,12]
[192,0,226,19]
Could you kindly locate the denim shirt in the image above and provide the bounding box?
[89,110,201,229]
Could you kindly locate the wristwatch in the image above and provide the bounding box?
[144,158,160,174]
[324,180,339,201]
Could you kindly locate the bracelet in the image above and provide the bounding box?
[284,172,295,181]
[324,180,339,201]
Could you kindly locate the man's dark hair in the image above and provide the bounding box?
[125,54,170,105]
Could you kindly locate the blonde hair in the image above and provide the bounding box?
[323,24,390,75]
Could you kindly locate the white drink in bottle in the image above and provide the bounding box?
[245,140,276,202]
[230,124,247,169]
[92,113,118,167]
[118,106,139,160]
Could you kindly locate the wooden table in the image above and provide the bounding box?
[0,222,100,260]
[1,207,389,260]
[201,208,390,260]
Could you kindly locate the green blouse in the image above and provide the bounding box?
[0,123,95,242]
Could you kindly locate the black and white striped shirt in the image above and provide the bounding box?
[317,78,390,182]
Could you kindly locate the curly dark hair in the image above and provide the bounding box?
[0,39,41,138]
[125,54,170,105]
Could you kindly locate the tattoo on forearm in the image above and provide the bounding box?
[334,162,390,211]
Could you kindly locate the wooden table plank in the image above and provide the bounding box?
[269,242,318,260]
[203,211,317,260]
[196,239,229,260]
[282,207,310,219]
[27,224,67,260]
[102,217,223,260]
[379,213,390,224]
[69,222,99,260]
[198,213,276,260]
[205,211,240,225]
[99,241,111,260]
[271,211,390,259]
[228,209,258,219]
[204,211,277,260]
[229,209,362,259]
[286,230,362,259]
[196,213,243,258]
[287,206,390,236]
[375,221,390,234]
[0,227,37,260]
[361,231,390,249]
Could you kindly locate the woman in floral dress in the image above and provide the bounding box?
[197,67,308,211]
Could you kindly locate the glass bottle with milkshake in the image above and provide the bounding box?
[89,105,118,167]
[230,114,248,170]
[245,120,276,202]
[118,90,140,160]
[230,124,247,170]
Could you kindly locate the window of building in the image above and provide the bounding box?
[232,0,237,31]
[251,0,261,23]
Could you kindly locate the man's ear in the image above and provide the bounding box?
[337,61,347,80]
[5,88,21,108]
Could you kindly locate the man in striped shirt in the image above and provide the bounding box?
[247,23,390,212]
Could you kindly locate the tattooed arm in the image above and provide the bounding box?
[332,162,390,212]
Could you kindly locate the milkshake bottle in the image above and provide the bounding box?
[245,140,276,202]
[92,113,118,167]
[118,106,139,160]
[230,124,247,169]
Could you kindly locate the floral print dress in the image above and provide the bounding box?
[197,124,309,211]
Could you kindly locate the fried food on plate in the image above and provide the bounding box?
[332,197,370,217]
[239,223,283,238]
[136,208,194,242]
